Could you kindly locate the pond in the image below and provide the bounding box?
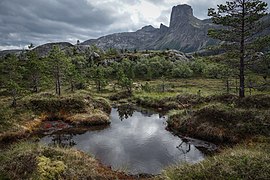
[40,106,215,175]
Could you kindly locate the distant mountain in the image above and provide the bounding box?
[82,4,270,53]
[1,4,269,56]
[0,42,74,58]
[82,4,218,53]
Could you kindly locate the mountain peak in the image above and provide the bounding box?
[140,25,156,32]
[169,4,194,27]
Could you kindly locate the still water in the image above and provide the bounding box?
[40,106,207,175]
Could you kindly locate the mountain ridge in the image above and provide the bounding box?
[1,4,269,56]
[81,4,218,53]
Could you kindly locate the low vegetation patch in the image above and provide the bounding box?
[168,103,270,143]
[0,91,112,143]
[159,141,270,180]
[0,141,132,180]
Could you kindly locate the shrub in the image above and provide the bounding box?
[171,64,193,78]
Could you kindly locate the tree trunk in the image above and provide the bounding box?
[33,77,38,93]
[162,79,165,93]
[56,66,61,96]
[57,78,61,96]
[235,78,238,94]
[55,80,58,95]
[239,0,245,98]
[226,78,230,94]
[71,81,74,92]
[11,89,17,107]
[98,80,101,92]
[239,56,245,98]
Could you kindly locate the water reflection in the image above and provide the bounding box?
[40,107,207,175]
[117,104,135,120]
[49,134,76,147]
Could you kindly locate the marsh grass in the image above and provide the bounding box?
[159,141,270,180]
[0,90,112,142]
[168,102,270,143]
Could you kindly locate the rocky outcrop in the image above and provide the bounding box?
[33,42,74,57]
[82,4,218,53]
[0,49,23,58]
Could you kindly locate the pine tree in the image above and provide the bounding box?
[0,54,24,107]
[92,65,107,92]
[25,50,43,93]
[47,46,70,96]
[208,0,268,97]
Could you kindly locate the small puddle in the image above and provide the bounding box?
[40,106,216,175]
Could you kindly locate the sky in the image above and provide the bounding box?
[0,0,269,50]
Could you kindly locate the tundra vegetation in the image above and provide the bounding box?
[0,0,270,179]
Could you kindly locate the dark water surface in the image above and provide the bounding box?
[40,107,208,174]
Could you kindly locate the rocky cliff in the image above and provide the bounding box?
[81,4,218,53]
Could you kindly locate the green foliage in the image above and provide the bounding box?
[91,65,108,92]
[191,58,207,75]
[47,45,72,96]
[0,106,14,131]
[208,0,268,97]
[25,50,45,92]
[106,48,119,56]
[203,63,224,79]
[171,63,193,78]
[208,0,268,45]
[121,58,135,79]
[0,54,25,106]
[117,68,133,93]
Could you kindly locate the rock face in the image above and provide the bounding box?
[82,4,218,53]
[33,42,74,57]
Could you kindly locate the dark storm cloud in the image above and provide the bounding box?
[0,0,133,49]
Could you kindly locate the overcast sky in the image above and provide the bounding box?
[0,0,269,50]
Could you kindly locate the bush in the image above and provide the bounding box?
[203,63,224,79]
[171,63,193,78]
[191,58,207,75]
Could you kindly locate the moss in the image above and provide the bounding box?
[67,110,110,126]
[37,156,66,180]
[159,143,270,180]
[93,97,112,114]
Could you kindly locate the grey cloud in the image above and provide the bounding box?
[0,0,134,49]
[187,0,227,19]
[1,0,267,50]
